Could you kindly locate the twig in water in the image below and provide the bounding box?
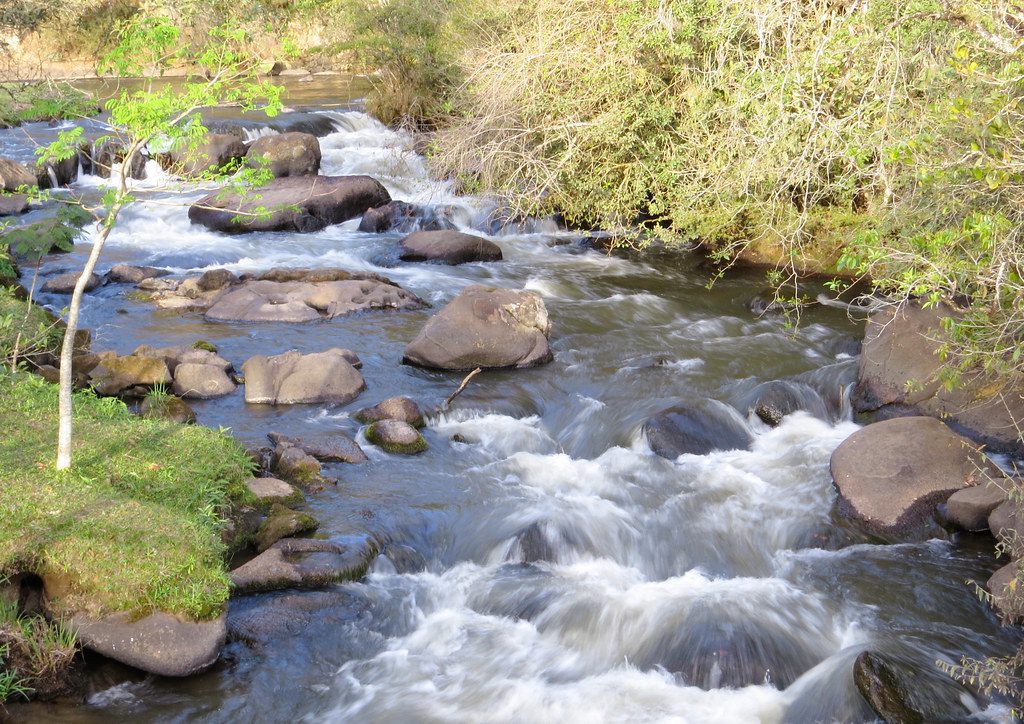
[443,367,482,410]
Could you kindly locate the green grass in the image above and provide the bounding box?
[0,288,64,366]
[0,82,97,128]
[0,371,254,620]
[0,597,76,703]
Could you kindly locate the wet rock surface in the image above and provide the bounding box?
[643,402,752,458]
[245,131,321,177]
[365,419,428,455]
[227,589,370,648]
[230,537,376,594]
[354,396,425,428]
[268,431,368,464]
[942,482,1007,532]
[41,271,103,294]
[107,264,170,285]
[162,133,247,177]
[399,230,503,265]
[255,503,319,552]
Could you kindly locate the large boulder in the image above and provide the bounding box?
[399,230,503,265]
[230,538,375,594]
[988,500,1021,546]
[988,562,1024,621]
[188,175,389,234]
[35,154,79,188]
[172,362,237,399]
[852,651,927,724]
[830,416,997,537]
[354,396,425,428]
[162,133,247,177]
[358,201,457,233]
[268,431,367,464]
[89,355,172,397]
[0,194,29,216]
[70,611,226,677]
[643,402,752,459]
[403,285,552,370]
[245,132,321,177]
[41,271,103,294]
[81,140,147,180]
[0,157,37,191]
[242,348,365,405]
[854,302,1024,455]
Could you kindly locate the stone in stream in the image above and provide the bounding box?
[403,285,552,371]
[939,482,1007,532]
[140,393,198,424]
[242,348,366,405]
[41,271,103,294]
[268,431,368,464]
[245,131,321,177]
[188,175,390,233]
[354,396,425,428]
[132,344,233,375]
[0,157,37,191]
[988,500,1021,546]
[365,420,428,455]
[853,301,1024,455]
[69,611,226,678]
[106,264,170,285]
[0,194,29,216]
[172,361,237,399]
[35,154,79,189]
[399,230,503,265]
[852,651,927,724]
[230,537,377,594]
[271,446,327,490]
[227,589,370,648]
[747,380,829,427]
[160,132,247,177]
[255,503,319,552]
[359,200,456,233]
[81,140,147,180]
[197,268,238,292]
[88,354,173,397]
[987,562,1024,621]
[643,402,752,459]
[830,416,999,537]
[245,477,303,508]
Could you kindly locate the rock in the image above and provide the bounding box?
[272,445,325,489]
[989,500,1021,546]
[0,157,37,191]
[747,380,829,427]
[0,194,28,216]
[245,132,321,177]
[163,133,247,177]
[245,477,302,507]
[268,431,367,464]
[643,402,752,459]
[172,362,237,399]
[230,538,376,594]
[89,355,172,397]
[188,175,389,234]
[365,420,428,455]
[358,201,458,233]
[107,264,169,284]
[399,230,503,265]
[70,611,226,677]
[140,394,197,424]
[854,302,1024,455]
[205,277,424,323]
[852,651,926,724]
[941,483,1007,532]
[514,522,557,563]
[354,396,425,428]
[830,416,996,537]
[404,285,552,370]
[987,562,1024,621]
[41,271,103,294]
[82,140,147,180]
[255,503,318,552]
[131,344,232,375]
[227,589,368,648]
[197,268,238,292]
[35,154,79,188]
[242,349,366,405]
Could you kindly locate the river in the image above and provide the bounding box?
[3,76,1019,723]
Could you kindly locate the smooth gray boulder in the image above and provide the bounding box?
[831,416,997,536]
[172,362,237,399]
[107,264,170,284]
[399,230,503,265]
[404,285,552,370]
[242,348,366,405]
[354,396,425,428]
[70,611,226,677]
[245,132,321,177]
[268,431,368,464]
[42,271,103,294]
[188,175,389,233]
[989,500,1021,546]
[644,402,752,459]
[942,483,1007,531]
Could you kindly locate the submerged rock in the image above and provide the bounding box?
[358,200,456,233]
[354,396,425,428]
[70,611,226,678]
[245,131,321,177]
[830,416,997,537]
[188,175,390,233]
[643,402,752,459]
[227,589,369,648]
[399,230,503,265]
[852,651,926,724]
[268,431,368,464]
[747,380,829,427]
[41,271,103,294]
[404,285,552,370]
[365,420,428,455]
[242,348,366,405]
[230,538,376,594]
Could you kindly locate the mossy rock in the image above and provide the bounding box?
[354,396,425,428]
[192,339,219,354]
[140,394,197,424]
[365,420,428,455]
[254,504,318,552]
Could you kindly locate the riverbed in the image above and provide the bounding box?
[3,76,1019,722]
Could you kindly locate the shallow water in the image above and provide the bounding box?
[4,77,1019,723]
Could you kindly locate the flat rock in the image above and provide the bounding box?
[365,419,428,454]
[988,562,1024,621]
[942,483,1007,532]
[188,175,390,233]
[354,396,425,427]
[0,157,37,191]
[227,589,369,648]
[242,348,365,405]
[107,264,170,284]
[989,500,1021,545]
[0,194,29,216]
[644,402,752,458]
[268,431,367,464]
[245,477,302,506]
[255,503,318,552]
[70,611,226,677]
[831,416,996,537]
[42,271,103,294]
[246,132,321,177]
[230,537,375,594]
[89,355,172,397]
[399,230,503,265]
[404,285,552,370]
[172,362,237,399]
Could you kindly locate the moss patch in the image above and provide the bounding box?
[0,372,254,620]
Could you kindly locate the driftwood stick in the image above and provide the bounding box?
[443,367,482,410]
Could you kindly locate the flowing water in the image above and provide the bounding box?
[3,77,1020,723]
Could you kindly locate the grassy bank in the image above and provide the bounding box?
[0,82,97,127]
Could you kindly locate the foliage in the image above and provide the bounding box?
[0,288,63,368]
[2,204,92,263]
[0,598,77,703]
[0,82,97,128]
[0,371,253,619]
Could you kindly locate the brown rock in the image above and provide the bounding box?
[399,230,503,265]
[354,396,425,428]
[172,362,237,399]
[989,500,1021,545]
[245,132,321,177]
[943,483,1007,532]
[0,157,37,191]
[988,562,1024,621]
[242,348,366,405]
[89,355,172,397]
[42,271,103,294]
